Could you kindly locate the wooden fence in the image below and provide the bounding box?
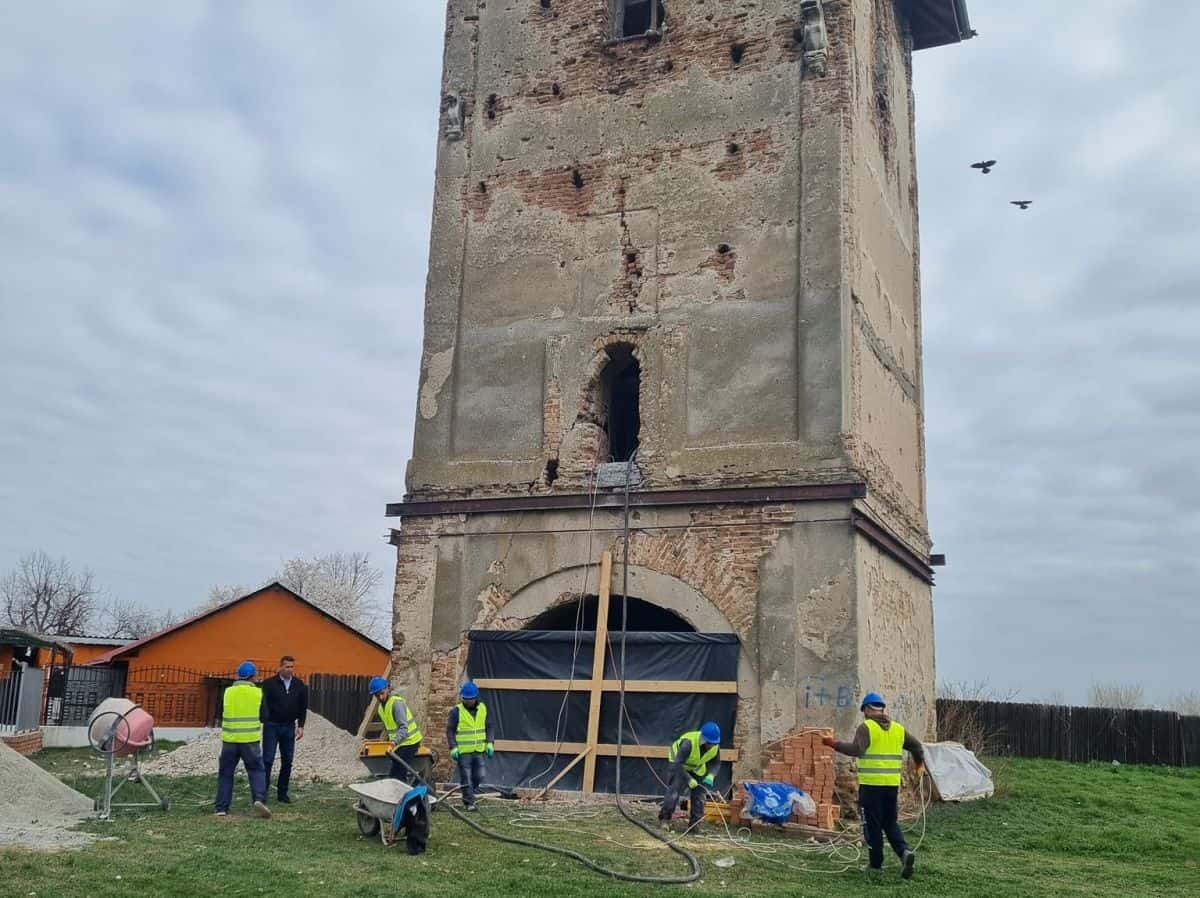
[308,673,373,734]
[937,699,1200,767]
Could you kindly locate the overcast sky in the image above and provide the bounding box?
[1,2,1195,706]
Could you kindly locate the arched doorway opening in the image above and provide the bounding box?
[525,594,694,633]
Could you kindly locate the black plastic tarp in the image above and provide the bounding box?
[467,629,739,795]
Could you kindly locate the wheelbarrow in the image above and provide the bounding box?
[349,779,431,852]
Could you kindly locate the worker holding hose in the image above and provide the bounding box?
[823,692,925,879]
[446,680,494,811]
[369,676,423,783]
[658,721,722,833]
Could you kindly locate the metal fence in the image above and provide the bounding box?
[126,666,224,727]
[1,666,45,734]
[937,699,1200,767]
[46,664,126,726]
[36,665,375,733]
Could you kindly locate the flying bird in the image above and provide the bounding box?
[1011,200,1033,210]
[971,160,997,174]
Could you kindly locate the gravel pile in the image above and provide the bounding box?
[0,742,95,850]
[144,712,367,784]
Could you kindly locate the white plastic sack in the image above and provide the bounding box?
[923,741,994,801]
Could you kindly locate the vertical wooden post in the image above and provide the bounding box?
[581,551,613,794]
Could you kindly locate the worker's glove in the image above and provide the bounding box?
[450,747,461,761]
[821,736,836,749]
[687,778,699,790]
[485,743,495,757]
[702,774,715,788]
[915,761,926,780]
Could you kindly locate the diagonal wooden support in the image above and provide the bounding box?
[581,551,613,795]
[356,659,391,739]
[532,746,593,800]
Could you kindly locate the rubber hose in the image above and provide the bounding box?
[441,799,701,884]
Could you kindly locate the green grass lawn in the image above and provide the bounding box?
[3,753,1197,898]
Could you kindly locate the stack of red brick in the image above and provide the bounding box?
[764,727,841,830]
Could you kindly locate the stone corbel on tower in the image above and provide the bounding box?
[799,0,829,77]
[442,93,464,141]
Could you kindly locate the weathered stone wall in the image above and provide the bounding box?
[854,533,936,739]
[409,0,868,499]
[388,499,868,778]
[391,0,944,783]
[844,0,929,551]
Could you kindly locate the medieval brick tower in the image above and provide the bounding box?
[388,0,972,784]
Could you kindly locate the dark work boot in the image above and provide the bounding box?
[901,850,916,879]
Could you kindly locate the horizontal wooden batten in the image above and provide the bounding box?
[473,677,738,695]
[494,739,739,762]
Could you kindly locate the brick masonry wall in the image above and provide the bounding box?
[2,729,44,755]
[406,503,801,780]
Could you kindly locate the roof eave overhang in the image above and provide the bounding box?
[908,0,975,52]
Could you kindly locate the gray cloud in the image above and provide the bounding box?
[916,0,1200,703]
[2,2,1195,706]
[1,2,444,611]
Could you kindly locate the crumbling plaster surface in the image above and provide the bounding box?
[391,500,877,778]
[854,534,936,739]
[409,0,864,498]
[843,0,930,551]
[393,0,940,783]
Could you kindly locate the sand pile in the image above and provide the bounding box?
[144,712,367,784]
[0,742,95,850]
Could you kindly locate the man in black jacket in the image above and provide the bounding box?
[260,655,308,804]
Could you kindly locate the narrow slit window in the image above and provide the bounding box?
[601,345,641,462]
[615,0,666,39]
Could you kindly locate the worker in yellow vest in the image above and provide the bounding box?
[369,676,423,783]
[823,692,925,879]
[658,721,722,832]
[445,681,494,811]
[215,661,271,819]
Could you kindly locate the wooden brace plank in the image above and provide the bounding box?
[493,739,739,762]
[472,677,738,694]
[356,658,391,739]
[581,551,613,794]
[532,747,593,800]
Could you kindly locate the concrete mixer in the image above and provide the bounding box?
[87,697,170,819]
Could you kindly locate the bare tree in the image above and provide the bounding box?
[1,550,99,635]
[97,598,178,640]
[201,583,256,611]
[1033,689,1068,706]
[1171,690,1200,717]
[277,552,387,641]
[1088,681,1146,709]
[937,679,1020,703]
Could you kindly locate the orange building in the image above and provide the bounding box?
[87,582,390,725]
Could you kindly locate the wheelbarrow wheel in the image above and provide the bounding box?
[356,810,381,838]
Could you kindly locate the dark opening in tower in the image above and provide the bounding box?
[601,344,640,462]
[526,594,694,632]
[617,0,666,39]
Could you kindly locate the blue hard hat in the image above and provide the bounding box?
[860,692,886,710]
[460,681,480,700]
[237,661,256,680]
[368,676,389,695]
[700,722,721,744]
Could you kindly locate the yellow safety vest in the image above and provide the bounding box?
[379,695,422,748]
[670,730,719,778]
[220,681,263,744]
[455,702,488,754]
[858,719,906,787]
